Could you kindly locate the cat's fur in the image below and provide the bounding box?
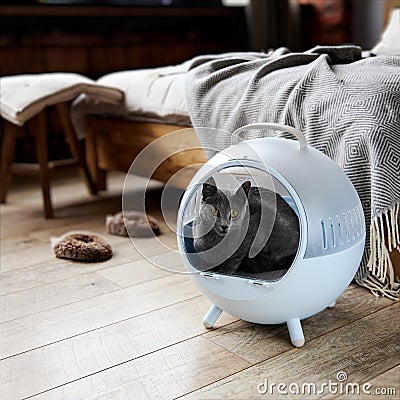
[193,177,299,276]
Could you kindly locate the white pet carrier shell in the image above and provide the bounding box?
[177,123,365,347]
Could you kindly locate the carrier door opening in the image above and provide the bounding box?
[182,165,300,282]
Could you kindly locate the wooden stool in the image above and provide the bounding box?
[0,102,97,218]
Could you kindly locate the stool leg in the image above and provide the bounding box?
[0,122,18,203]
[34,112,53,219]
[56,103,97,195]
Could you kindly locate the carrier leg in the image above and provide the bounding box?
[287,318,305,347]
[328,300,336,308]
[203,304,223,328]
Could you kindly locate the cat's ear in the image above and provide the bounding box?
[238,181,251,197]
[202,177,217,200]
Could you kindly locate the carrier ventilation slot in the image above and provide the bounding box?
[348,210,356,240]
[320,220,327,249]
[328,217,336,248]
[321,218,338,250]
[321,208,364,251]
[346,207,365,240]
[336,215,343,246]
[342,212,350,243]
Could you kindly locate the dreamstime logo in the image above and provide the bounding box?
[257,371,397,397]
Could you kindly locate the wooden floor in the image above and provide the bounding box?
[0,168,399,400]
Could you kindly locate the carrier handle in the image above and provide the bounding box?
[231,123,307,150]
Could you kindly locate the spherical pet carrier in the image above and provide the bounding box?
[177,123,365,347]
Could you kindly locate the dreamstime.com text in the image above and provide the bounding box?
[257,371,397,396]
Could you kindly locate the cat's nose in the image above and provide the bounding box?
[220,225,228,233]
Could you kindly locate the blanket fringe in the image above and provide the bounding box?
[356,202,400,300]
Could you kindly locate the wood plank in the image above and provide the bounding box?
[1,220,176,274]
[80,338,248,400]
[0,258,113,296]
[0,169,127,231]
[96,251,186,287]
[203,284,394,364]
[1,192,120,233]
[0,193,120,245]
[1,236,130,274]
[0,168,156,224]
[353,365,399,400]
[182,303,400,400]
[0,274,199,359]
[1,244,56,273]
[1,175,169,272]
[29,337,248,400]
[0,273,120,323]
[0,243,172,296]
[2,203,120,244]
[0,297,238,400]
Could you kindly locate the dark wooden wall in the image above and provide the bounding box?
[0,4,248,162]
[0,5,248,78]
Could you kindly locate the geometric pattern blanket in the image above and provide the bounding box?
[185,46,400,299]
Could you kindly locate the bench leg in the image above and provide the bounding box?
[33,112,53,219]
[0,122,18,204]
[85,116,107,191]
[56,103,97,195]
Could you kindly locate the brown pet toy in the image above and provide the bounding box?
[106,211,160,237]
[52,231,113,262]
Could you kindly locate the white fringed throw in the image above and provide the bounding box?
[361,202,400,299]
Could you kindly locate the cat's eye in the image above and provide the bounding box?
[231,210,239,218]
[211,207,219,217]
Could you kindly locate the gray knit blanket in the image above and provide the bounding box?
[185,46,400,299]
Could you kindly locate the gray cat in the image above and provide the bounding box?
[192,177,299,276]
